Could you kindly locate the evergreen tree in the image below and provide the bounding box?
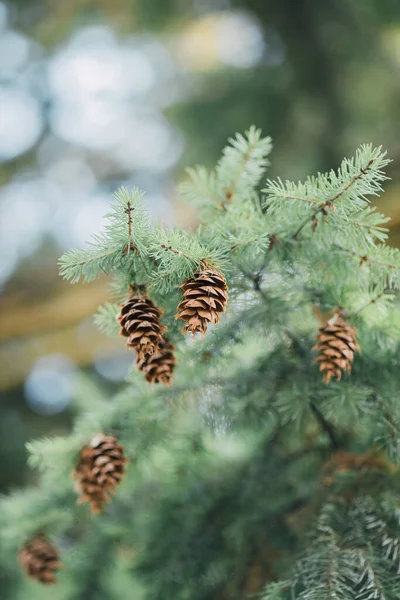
[2,127,400,599]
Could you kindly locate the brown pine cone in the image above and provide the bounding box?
[136,339,176,385]
[73,434,127,514]
[18,534,61,584]
[313,312,360,384]
[118,292,167,360]
[175,267,228,336]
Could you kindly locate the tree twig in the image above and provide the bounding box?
[310,401,342,449]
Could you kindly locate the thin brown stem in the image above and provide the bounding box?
[240,268,269,305]
[124,201,134,239]
[160,244,198,262]
[310,401,342,449]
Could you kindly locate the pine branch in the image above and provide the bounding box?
[292,156,378,239]
[58,187,151,283]
[58,240,127,284]
[179,127,272,219]
[179,167,224,212]
[217,126,272,205]
[149,228,222,292]
[264,145,390,243]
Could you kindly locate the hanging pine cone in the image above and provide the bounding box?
[313,312,360,384]
[136,338,176,385]
[18,534,61,584]
[73,434,127,514]
[175,267,228,336]
[118,291,167,360]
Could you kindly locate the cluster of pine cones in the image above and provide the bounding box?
[18,267,230,584]
[18,268,362,585]
[117,266,228,385]
[118,292,174,385]
[117,266,360,387]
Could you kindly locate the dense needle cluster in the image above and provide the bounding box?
[313,312,360,383]
[175,267,228,336]
[18,534,61,584]
[73,434,126,514]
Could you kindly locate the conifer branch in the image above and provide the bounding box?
[292,157,376,240]
[217,126,272,206]
[178,167,224,213]
[58,243,126,283]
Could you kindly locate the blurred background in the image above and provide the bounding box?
[1,0,400,493]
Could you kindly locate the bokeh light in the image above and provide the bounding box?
[217,12,265,68]
[24,354,77,415]
[93,351,132,382]
[0,86,43,160]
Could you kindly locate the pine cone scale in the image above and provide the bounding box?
[19,535,61,584]
[118,293,167,360]
[136,339,176,385]
[73,434,127,514]
[314,312,360,384]
[176,268,228,336]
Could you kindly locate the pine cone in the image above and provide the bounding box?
[118,292,167,360]
[136,339,176,385]
[175,268,228,336]
[73,434,127,514]
[18,534,61,584]
[313,312,360,384]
